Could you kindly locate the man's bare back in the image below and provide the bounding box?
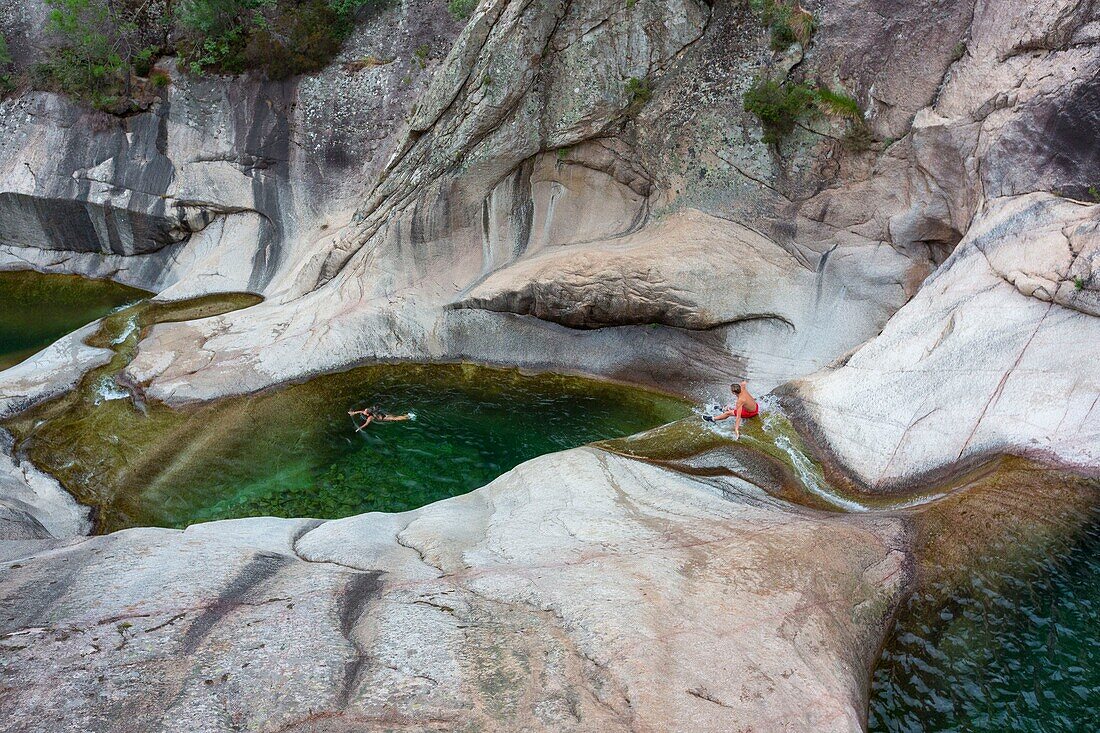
[707,382,759,438]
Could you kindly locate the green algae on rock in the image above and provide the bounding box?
[8,361,689,534]
[0,270,150,370]
[597,402,863,512]
[603,403,1100,732]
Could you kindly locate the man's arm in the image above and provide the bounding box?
[356,415,374,431]
[734,404,743,435]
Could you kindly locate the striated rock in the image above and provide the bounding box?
[455,206,912,388]
[0,0,462,296]
[784,194,1100,489]
[0,449,912,732]
[0,1,1098,728]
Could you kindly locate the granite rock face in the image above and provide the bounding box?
[0,0,1098,731]
[0,449,912,732]
[1,1,1095,415]
[0,0,462,297]
[784,194,1100,489]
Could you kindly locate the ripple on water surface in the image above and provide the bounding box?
[870,475,1100,732]
[9,362,689,533]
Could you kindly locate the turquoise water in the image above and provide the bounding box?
[11,362,690,532]
[869,504,1100,732]
[0,270,148,369]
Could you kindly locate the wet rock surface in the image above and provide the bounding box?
[0,0,1097,730]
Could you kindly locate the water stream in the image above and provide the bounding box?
[601,398,1099,731]
[0,273,1095,730]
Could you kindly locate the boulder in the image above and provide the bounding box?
[784,194,1100,489]
[0,449,912,732]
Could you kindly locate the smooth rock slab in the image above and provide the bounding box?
[785,194,1100,489]
[0,449,911,732]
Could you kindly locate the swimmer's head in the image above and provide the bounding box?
[730,383,741,395]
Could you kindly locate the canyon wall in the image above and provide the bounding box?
[0,0,1098,730]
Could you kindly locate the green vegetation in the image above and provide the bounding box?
[1088,184,1100,202]
[0,34,13,94]
[447,0,477,21]
[743,77,817,144]
[750,0,816,51]
[815,86,861,120]
[1075,276,1086,291]
[176,0,379,79]
[745,77,868,147]
[34,0,171,112]
[27,0,385,110]
[625,75,652,111]
[413,44,431,68]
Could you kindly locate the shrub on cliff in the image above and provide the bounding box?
[743,77,816,144]
[34,0,171,112]
[745,78,868,147]
[0,34,13,94]
[176,0,382,79]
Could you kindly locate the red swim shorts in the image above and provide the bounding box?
[740,404,760,419]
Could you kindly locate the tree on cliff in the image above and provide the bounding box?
[35,0,172,111]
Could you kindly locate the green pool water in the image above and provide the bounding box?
[0,270,149,369]
[10,356,690,533]
[869,479,1100,732]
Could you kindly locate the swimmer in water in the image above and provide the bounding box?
[348,406,414,431]
[703,381,759,439]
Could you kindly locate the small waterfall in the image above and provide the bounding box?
[93,375,130,405]
[110,313,139,345]
[756,396,872,512]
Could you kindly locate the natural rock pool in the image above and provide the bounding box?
[869,468,1100,732]
[2,277,1096,731]
[0,270,149,369]
[6,308,690,532]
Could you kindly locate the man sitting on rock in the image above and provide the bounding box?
[349,406,414,431]
[705,382,759,438]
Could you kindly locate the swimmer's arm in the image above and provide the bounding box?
[734,404,743,436]
[356,415,374,431]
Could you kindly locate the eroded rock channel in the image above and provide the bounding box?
[8,356,689,533]
[1,0,1098,729]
